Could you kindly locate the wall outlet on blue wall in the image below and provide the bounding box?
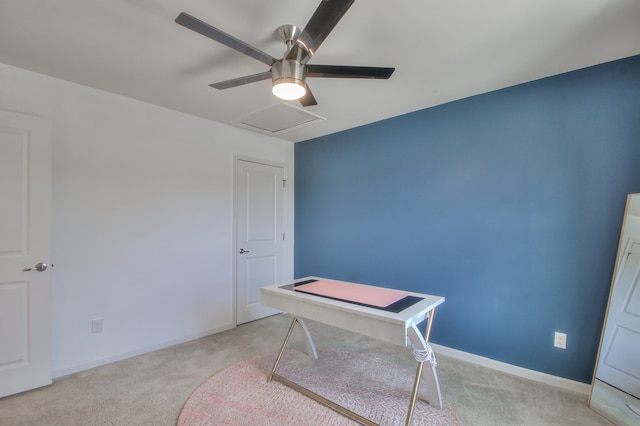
[554,332,567,349]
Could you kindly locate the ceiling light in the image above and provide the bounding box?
[272,79,306,100]
[272,59,306,101]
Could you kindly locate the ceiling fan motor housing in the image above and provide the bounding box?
[272,59,306,87]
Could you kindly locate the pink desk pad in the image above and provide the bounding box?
[294,279,409,308]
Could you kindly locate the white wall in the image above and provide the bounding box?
[0,63,294,377]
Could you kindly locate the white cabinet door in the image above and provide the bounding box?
[597,240,640,398]
[0,110,52,397]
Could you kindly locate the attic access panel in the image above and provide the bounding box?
[233,103,325,135]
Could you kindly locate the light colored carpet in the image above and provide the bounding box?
[178,348,460,425]
[0,314,613,425]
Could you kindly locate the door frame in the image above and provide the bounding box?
[232,155,292,325]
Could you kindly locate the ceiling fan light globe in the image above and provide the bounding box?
[272,79,306,100]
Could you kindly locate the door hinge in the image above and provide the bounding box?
[283,233,285,241]
[283,179,287,188]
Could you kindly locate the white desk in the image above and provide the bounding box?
[261,276,445,426]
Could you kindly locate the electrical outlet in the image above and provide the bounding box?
[91,318,103,334]
[554,331,567,349]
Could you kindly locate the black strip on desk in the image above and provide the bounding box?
[294,279,318,286]
[383,295,424,313]
[283,280,423,313]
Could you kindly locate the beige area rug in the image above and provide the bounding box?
[178,348,460,426]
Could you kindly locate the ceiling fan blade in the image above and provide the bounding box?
[176,12,276,67]
[299,84,318,107]
[287,0,355,64]
[209,71,272,90]
[306,65,395,79]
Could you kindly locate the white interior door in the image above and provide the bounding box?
[0,110,52,398]
[597,239,640,398]
[235,159,285,324]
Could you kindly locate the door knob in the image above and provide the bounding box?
[23,262,48,272]
[239,248,250,254]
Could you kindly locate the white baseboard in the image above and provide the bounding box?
[52,325,592,396]
[52,323,235,379]
[430,343,591,395]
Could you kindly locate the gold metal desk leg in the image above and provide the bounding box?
[406,307,437,426]
[268,315,298,382]
[270,372,377,426]
[267,315,376,425]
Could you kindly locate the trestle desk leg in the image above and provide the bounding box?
[406,308,441,425]
[296,317,318,360]
[268,315,319,383]
[270,311,441,426]
[267,315,298,382]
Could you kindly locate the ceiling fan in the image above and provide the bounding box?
[175,0,395,107]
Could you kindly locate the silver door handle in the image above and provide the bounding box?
[239,248,250,254]
[23,262,48,272]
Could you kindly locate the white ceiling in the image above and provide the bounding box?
[1,0,639,142]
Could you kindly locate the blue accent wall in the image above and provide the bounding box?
[294,55,640,383]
